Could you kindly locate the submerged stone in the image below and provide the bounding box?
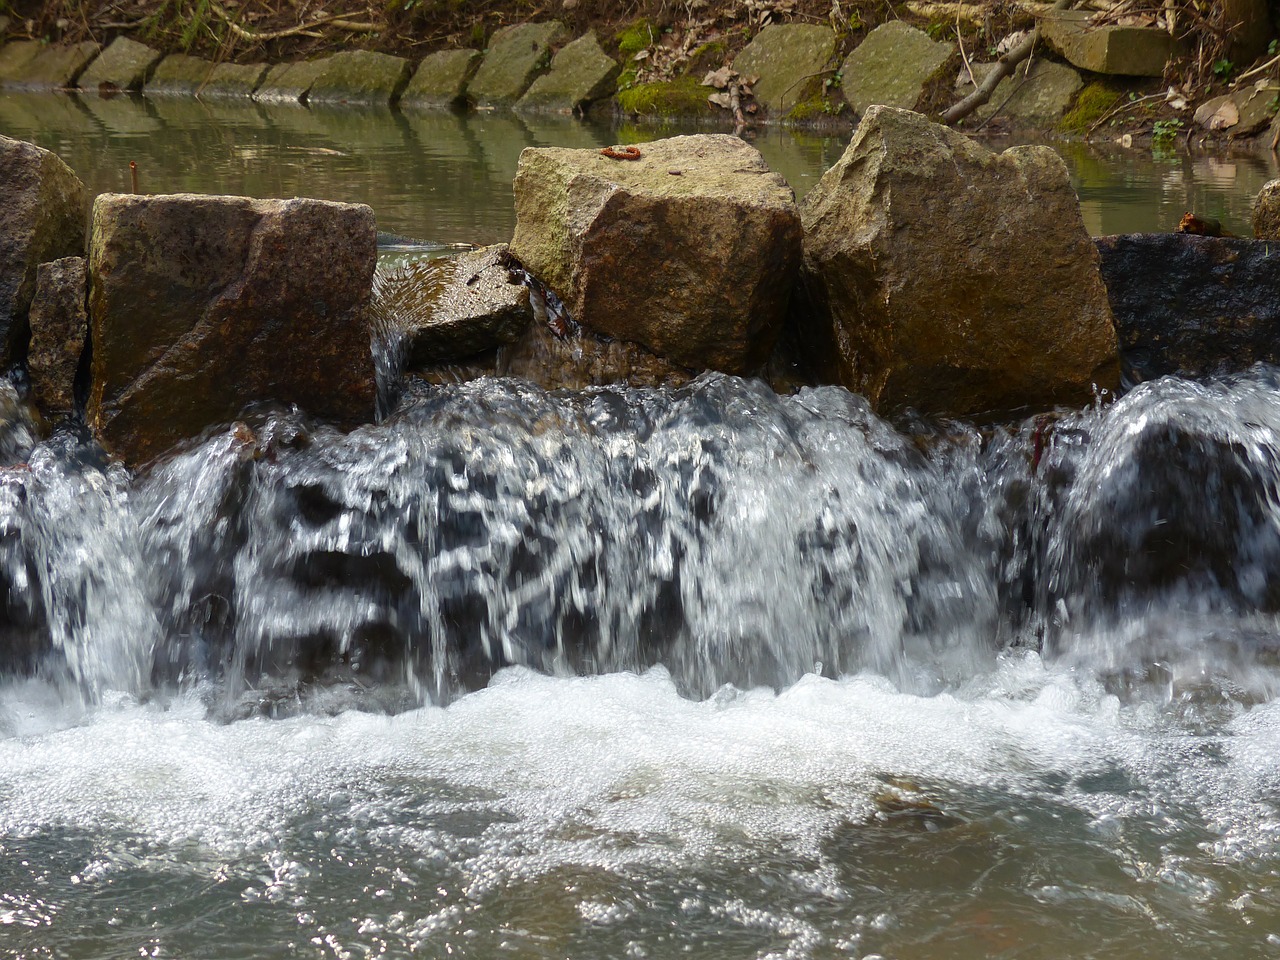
[510,134,802,374]
[841,22,953,115]
[799,106,1118,419]
[468,21,567,106]
[370,245,531,367]
[253,59,327,102]
[0,135,87,367]
[27,256,87,421]
[307,50,412,104]
[1096,233,1280,382]
[1041,9,1177,77]
[88,193,377,465]
[401,49,480,109]
[516,32,618,114]
[732,23,837,118]
[77,36,162,92]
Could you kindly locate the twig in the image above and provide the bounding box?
[209,1,377,42]
[956,15,976,89]
[1086,91,1164,134]
[1233,52,1280,87]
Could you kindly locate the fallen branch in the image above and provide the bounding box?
[209,1,378,42]
[941,0,1073,125]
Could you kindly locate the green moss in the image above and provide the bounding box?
[1058,82,1122,134]
[615,76,709,118]
[683,40,727,76]
[786,94,845,122]
[614,18,654,90]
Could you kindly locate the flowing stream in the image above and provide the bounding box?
[4,93,1280,958]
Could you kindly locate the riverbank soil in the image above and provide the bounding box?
[2,0,1279,141]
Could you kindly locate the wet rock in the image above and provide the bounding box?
[516,32,618,114]
[510,134,801,374]
[147,54,217,95]
[1253,179,1280,240]
[0,136,87,367]
[732,23,837,118]
[958,59,1083,126]
[840,22,953,115]
[307,50,412,104]
[370,246,531,367]
[1095,233,1280,383]
[87,193,377,465]
[799,106,1118,420]
[499,317,693,390]
[1194,86,1275,136]
[77,36,162,92]
[253,59,327,102]
[27,256,86,421]
[401,49,480,109]
[2,42,99,89]
[467,21,567,106]
[1041,9,1177,77]
[203,61,269,97]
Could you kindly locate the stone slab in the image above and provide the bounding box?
[6,42,100,89]
[732,23,837,118]
[252,59,328,102]
[1096,233,1280,382]
[146,53,216,95]
[306,50,412,104]
[841,21,954,115]
[27,256,86,420]
[468,21,567,106]
[0,42,43,83]
[516,31,619,113]
[1041,9,1177,77]
[77,36,162,92]
[203,61,269,97]
[401,49,479,109]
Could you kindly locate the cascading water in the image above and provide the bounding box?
[4,367,1280,957]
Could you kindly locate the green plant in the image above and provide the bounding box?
[1152,117,1184,145]
[1213,58,1234,79]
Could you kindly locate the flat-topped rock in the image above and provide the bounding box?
[1195,86,1276,136]
[88,193,377,465]
[307,50,412,104]
[468,21,567,106]
[27,256,87,421]
[516,31,618,113]
[253,59,328,102]
[0,135,87,367]
[732,23,837,118]
[1096,234,1280,382]
[4,42,100,89]
[1041,9,1177,76]
[146,53,216,95]
[959,59,1083,125]
[202,61,269,97]
[510,134,802,373]
[77,36,162,92]
[401,49,480,109]
[371,245,531,366]
[799,106,1118,419]
[841,22,953,115]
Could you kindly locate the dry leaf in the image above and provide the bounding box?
[1208,100,1239,131]
[707,92,732,109]
[632,49,649,61]
[703,66,735,88]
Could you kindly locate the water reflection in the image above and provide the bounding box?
[0,89,1275,241]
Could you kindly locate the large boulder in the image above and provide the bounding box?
[732,23,837,118]
[0,136,87,367]
[515,32,618,113]
[1095,234,1280,382]
[510,134,801,374]
[87,194,377,465]
[27,256,87,421]
[798,106,1118,419]
[467,21,567,106]
[841,22,953,115]
[370,245,531,367]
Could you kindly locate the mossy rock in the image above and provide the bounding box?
[684,40,728,77]
[1058,82,1122,134]
[616,77,710,118]
[614,18,655,90]
[787,94,846,122]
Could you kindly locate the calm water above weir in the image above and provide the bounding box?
[5,92,1280,959]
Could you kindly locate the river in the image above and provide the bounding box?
[2,91,1280,959]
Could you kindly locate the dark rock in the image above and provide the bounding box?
[27,256,86,421]
[799,106,1118,419]
[1095,233,1280,383]
[370,245,531,367]
[87,193,377,465]
[510,134,801,374]
[0,136,87,368]
[499,314,694,390]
